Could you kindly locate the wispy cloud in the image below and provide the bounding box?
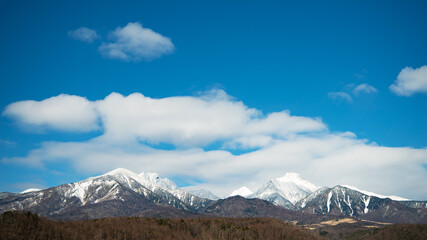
[353,83,378,95]
[98,22,175,61]
[329,82,377,103]
[328,92,353,103]
[390,66,427,96]
[68,27,100,43]
[3,90,427,199]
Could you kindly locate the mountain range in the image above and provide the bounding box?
[1,168,426,223]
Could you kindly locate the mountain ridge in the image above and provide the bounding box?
[2,168,426,223]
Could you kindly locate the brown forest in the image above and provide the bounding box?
[1,211,426,240]
[0,211,323,240]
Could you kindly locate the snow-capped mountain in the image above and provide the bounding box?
[248,181,293,208]
[229,186,253,197]
[1,170,426,223]
[0,168,211,219]
[296,185,383,216]
[186,189,220,200]
[63,168,209,210]
[248,172,319,208]
[295,185,427,223]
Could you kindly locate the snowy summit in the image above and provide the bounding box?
[251,172,319,205]
[229,186,253,197]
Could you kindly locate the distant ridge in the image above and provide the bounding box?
[1,168,426,223]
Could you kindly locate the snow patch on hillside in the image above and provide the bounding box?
[21,188,42,194]
[342,185,409,201]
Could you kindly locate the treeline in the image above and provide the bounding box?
[2,211,426,240]
[0,211,322,240]
[348,224,427,240]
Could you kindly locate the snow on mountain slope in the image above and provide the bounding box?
[26,168,204,210]
[3,169,427,223]
[342,185,409,201]
[296,185,377,216]
[250,172,319,207]
[186,189,220,200]
[21,188,42,193]
[229,186,253,197]
[65,168,153,205]
[95,168,209,209]
[138,172,178,191]
[295,185,426,221]
[273,173,319,204]
[0,168,212,217]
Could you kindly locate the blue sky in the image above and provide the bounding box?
[0,0,426,199]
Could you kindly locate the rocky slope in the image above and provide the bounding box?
[1,169,426,223]
[0,168,211,219]
[248,172,319,208]
[296,185,427,223]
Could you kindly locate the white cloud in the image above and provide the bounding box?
[95,90,325,146]
[98,22,175,61]
[68,27,99,43]
[224,135,274,149]
[353,83,378,95]
[3,94,99,132]
[328,92,353,103]
[390,66,427,96]
[96,91,256,145]
[3,90,427,199]
[329,83,377,103]
[3,90,325,146]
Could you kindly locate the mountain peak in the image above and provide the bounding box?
[186,188,220,200]
[275,172,318,192]
[138,172,160,181]
[138,172,178,191]
[277,172,302,181]
[251,172,319,206]
[104,168,138,177]
[229,186,253,197]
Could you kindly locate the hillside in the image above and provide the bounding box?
[0,211,323,240]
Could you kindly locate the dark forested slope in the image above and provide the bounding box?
[0,211,323,240]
